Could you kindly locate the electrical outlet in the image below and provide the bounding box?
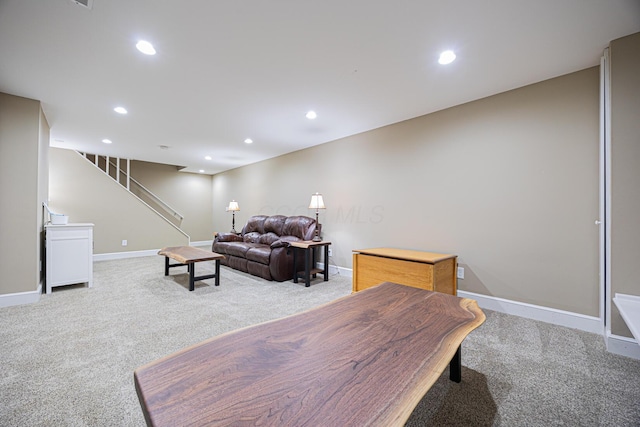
[457,266,465,279]
[122,240,128,246]
[328,248,333,257]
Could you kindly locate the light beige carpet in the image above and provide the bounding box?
[1,256,639,426]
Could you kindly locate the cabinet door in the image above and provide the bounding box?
[48,231,91,286]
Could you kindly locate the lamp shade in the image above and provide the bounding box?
[227,200,240,211]
[308,193,325,210]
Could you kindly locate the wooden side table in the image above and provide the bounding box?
[290,240,331,287]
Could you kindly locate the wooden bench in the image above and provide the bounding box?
[158,246,225,291]
[134,282,485,426]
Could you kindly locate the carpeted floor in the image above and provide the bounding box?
[1,256,639,426]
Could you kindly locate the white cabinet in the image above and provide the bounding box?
[45,223,94,294]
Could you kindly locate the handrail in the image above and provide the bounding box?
[77,152,189,241]
[106,158,185,221]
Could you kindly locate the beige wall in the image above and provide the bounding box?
[0,92,48,295]
[213,67,601,316]
[130,160,213,242]
[49,148,188,254]
[610,32,640,337]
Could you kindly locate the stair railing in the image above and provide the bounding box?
[78,152,187,231]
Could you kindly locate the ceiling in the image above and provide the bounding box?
[1,1,639,175]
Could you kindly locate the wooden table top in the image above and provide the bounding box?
[353,247,457,264]
[134,282,485,426]
[158,246,224,264]
[288,240,332,249]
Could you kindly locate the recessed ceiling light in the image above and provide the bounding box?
[199,170,205,173]
[205,155,212,160]
[244,138,253,144]
[306,111,317,119]
[114,106,128,114]
[438,50,456,65]
[102,139,112,144]
[136,40,156,55]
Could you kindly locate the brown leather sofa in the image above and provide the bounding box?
[212,215,318,281]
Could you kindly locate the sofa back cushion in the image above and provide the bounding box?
[258,232,280,245]
[264,215,287,236]
[243,232,261,243]
[283,216,317,241]
[242,215,268,235]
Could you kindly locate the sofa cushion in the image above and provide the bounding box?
[242,215,268,234]
[216,232,243,243]
[246,246,271,264]
[213,241,235,254]
[283,216,317,241]
[258,232,280,246]
[243,232,261,243]
[226,242,262,258]
[264,215,287,236]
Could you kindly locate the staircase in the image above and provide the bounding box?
[78,152,189,238]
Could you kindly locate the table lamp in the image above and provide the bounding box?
[227,200,240,233]
[308,192,325,242]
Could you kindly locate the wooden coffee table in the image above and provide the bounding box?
[134,282,485,426]
[158,246,225,291]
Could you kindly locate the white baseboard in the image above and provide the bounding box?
[93,241,213,261]
[0,283,42,308]
[318,262,352,278]
[606,332,640,360]
[94,249,159,261]
[457,290,603,334]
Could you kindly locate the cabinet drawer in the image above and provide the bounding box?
[48,229,91,240]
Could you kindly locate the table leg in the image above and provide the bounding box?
[189,262,195,292]
[323,245,329,281]
[215,260,220,286]
[304,248,311,287]
[164,256,170,276]
[449,345,462,383]
[312,247,317,278]
[293,247,299,283]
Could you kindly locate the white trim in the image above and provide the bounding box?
[457,290,603,335]
[0,283,42,308]
[94,249,158,261]
[93,241,214,262]
[190,240,213,248]
[606,332,640,360]
[317,262,352,278]
[613,293,640,344]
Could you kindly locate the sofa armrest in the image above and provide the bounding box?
[271,235,301,249]
[216,232,243,243]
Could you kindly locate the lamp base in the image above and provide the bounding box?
[230,229,237,234]
[312,236,322,242]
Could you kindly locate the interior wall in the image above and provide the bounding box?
[212,67,600,316]
[609,32,640,337]
[0,92,44,295]
[130,160,213,242]
[49,148,188,254]
[38,106,50,287]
